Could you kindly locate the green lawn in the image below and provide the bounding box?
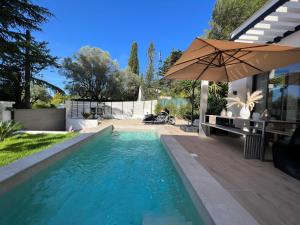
[0,132,77,166]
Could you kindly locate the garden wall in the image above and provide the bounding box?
[14,108,66,131]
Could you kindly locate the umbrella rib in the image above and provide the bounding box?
[222,51,263,72]
[225,51,252,64]
[199,58,219,67]
[194,53,220,81]
[173,52,217,67]
[223,49,241,63]
[197,62,218,67]
[196,38,220,51]
[221,54,230,82]
[164,53,219,79]
[190,44,210,52]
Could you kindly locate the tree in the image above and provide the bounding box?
[145,42,155,85]
[0,0,52,44]
[207,82,228,115]
[51,92,65,106]
[144,42,156,99]
[30,84,51,104]
[158,50,183,96]
[0,0,61,108]
[107,68,140,101]
[207,0,268,39]
[128,42,139,75]
[158,50,182,77]
[61,46,119,101]
[0,33,61,108]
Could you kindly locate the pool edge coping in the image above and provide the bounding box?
[0,124,113,193]
[157,127,261,225]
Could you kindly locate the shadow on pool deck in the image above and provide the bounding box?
[170,133,300,225]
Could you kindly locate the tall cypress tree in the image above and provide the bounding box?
[145,42,155,86]
[128,42,139,75]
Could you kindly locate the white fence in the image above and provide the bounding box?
[65,100,157,120]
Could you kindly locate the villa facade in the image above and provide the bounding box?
[230,0,300,122]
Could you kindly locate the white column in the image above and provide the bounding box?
[199,80,209,137]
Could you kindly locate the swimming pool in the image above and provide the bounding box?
[0,130,204,225]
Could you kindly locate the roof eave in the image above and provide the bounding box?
[231,0,289,41]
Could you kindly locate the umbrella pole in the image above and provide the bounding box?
[191,81,196,126]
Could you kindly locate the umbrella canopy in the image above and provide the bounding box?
[165,38,300,82]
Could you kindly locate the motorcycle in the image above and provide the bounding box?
[142,111,176,125]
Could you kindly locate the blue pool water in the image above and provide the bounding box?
[0,131,204,225]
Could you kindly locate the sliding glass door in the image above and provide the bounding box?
[268,63,300,122]
[253,63,300,122]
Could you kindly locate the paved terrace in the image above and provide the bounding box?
[102,119,300,225]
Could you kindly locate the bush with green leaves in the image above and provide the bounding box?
[164,102,178,117]
[0,121,23,141]
[178,104,192,119]
[154,102,163,115]
[82,112,91,119]
[32,102,56,109]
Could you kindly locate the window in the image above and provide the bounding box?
[253,63,300,122]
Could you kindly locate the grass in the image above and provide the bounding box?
[0,132,77,166]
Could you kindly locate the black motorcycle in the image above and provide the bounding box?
[142,111,176,125]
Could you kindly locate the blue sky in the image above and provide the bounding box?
[33,0,215,90]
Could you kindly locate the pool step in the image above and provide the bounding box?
[142,213,193,225]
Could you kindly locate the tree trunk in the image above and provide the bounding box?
[24,30,31,109]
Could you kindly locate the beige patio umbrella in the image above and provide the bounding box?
[165,38,300,82]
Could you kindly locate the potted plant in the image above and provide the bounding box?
[81,112,91,119]
[225,90,263,119]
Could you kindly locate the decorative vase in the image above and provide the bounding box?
[227,111,233,117]
[221,109,227,117]
[239,106,251,119]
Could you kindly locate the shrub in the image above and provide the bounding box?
[207,95,227,115]
[32,102,56,109]
[82,112,91,119]
[0,121,23,141]
[154,102,163,115]
[177,104,192,119]
[164,102,177,117]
